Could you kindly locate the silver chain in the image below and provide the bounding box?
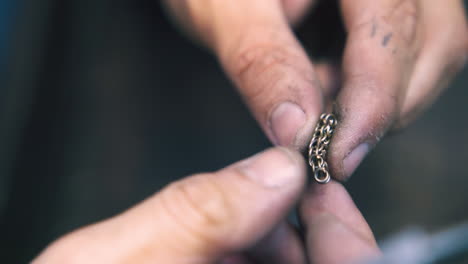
[308,113,338,184]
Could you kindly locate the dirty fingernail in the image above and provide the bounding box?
[270,102,306,146]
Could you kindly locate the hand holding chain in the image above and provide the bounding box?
[308,113,338,184]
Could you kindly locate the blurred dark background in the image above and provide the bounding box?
[1,1,468,263]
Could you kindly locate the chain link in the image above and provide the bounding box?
[308,113,338,184]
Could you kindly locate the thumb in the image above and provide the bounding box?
[215,0,324,149]
[33,148,306,264]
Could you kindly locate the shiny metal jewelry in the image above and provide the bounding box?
[308,113,338,184]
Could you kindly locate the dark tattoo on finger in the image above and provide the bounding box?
[382,33,393,46]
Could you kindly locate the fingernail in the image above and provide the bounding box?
[270,102,306,146]
[238,148,302,188]
[343,143,370,177]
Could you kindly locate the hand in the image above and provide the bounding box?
[33,148,380,264]
[163,0,468,180]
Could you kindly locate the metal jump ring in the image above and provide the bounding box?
[314,168,330,184]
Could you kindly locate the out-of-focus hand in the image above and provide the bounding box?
[163,0,468,180]
[33,148,380,264]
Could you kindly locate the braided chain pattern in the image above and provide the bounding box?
[308,113,338,184]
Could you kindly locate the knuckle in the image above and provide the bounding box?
[229,43,312,114]
[160,174,233,243]
[233,44,294,107]
[236,44,288,75]
[387,0,419,43]
[349,0,420,47]
[232,44,290,83]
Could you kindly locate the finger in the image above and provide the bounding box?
[162,0,318,43]
[329,0,422,180]
[34,148,306,264]
[211,0,324,150]
[397,0,468,128]
[164,0,325,150]
[247,222,306,264]
[300,181,380,264]
[150,147,306,263]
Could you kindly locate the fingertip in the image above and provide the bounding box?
[267,94,322,153]
[275,146,308,175]
[328,96,393,180]
[300,181,376,246]
[265,79,324,152]
[235,147,306,189]
[306,212,380,264]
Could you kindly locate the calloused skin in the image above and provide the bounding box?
[33,1,468,263]
[34,148,380,264]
